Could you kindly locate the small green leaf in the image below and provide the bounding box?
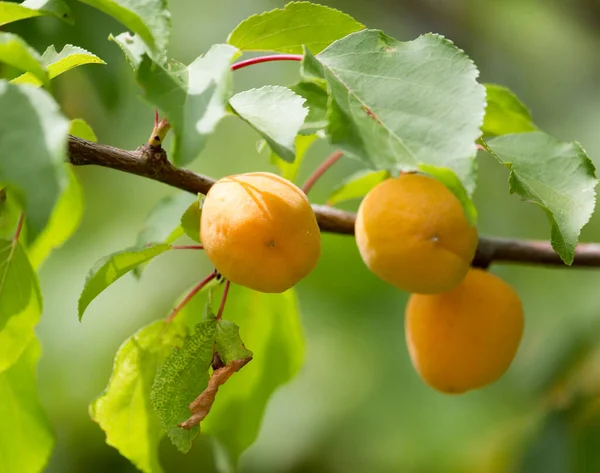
[227,1,364,54]
[0,33,47,84]
[484,132,597,264]
[309,30,486,195]
[136,193,195,246]
[69,118,98,142]
[0,239,42,373]
[27,166,83,269]
[136,44,239,165]
[483,84,536,136]
[230,86,308,163]
[78,243,170,319]
[77,0,170,60]
[0,81,69,240]
[0,0,73,27]
[270,133,317,183]
[151,319,217,453]
[202,286,304,465]
[90,320,187,473]
[215,320,252,364]
[0,338,54,473]
[290,81,328,134]
[180,196,202,243]
[327,169,389,206]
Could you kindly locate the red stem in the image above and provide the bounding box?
[301,151,344,195]
[166,271,216,323]
[231,54,303,71]
[171,245,204,250]
[216,280,231,320]
[13,213,24,242]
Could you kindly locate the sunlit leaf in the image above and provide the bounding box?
[0,81,69,240]
[180,196,202,243]
[327,169,389,206]
[230,86,308,162]
[78,243,170,320]
[0,0,73,27]
[69,118,98,142]
[270,133,317,183]
[227,1,364,54]
[483,84,536,136]
[0,33,47,84]
[215,319,252,364]
[0,338,54,473]
[484,132,597,264]
[109,32,149,70]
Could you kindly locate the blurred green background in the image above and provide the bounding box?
[4,0,600,471]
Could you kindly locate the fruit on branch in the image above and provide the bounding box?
[200,172,321,293]
[405,268,524,394]
[355,173,478,294]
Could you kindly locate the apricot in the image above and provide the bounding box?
[200,172,321,293]
[405,268,524,394]
[355,173,478,294]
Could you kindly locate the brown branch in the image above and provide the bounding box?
[67,135,600,269]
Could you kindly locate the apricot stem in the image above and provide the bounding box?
[231,54,302,71]
[171,245,204,250]
[216,280,231,321]
[302,150,344,195]
[166,271,216,323]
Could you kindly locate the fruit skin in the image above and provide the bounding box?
[405,268,524,394]
[355,173,478,294]
[200,172,321,293]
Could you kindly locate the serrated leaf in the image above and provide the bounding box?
[0,33,47,84]
[0,338,54,473]
[485,132,597,264]
[78,243,170,319]
[270,133,317,183]
[308,30,486,195]
[77,0,170,60]
[215,320,252,364]
[136,44,239,165]
[230,86,308,163]
[483,84,536,136]
[0,239,42,373]
[227,1,364,54]
[0,81,69,241]
[151,319,217,453]
[90,320,187,473]
[202,286,304,465]
[180,196,202,243]
[109,32,148,70]
[327,169,389,206]
[69,118,98,142]
[290,81,328,134]
[0,0,73,27]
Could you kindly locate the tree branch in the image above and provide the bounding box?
[67,136,600,269]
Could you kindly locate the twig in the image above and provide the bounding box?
[171,245,204,250]
[302,150,344,194]
[166,271,216,323]
[216,280,231,320]
[66,136,600,269]
[231,54,303,71]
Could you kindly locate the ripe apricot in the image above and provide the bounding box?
[405,268,524,394]
[200,172,321,293]
[355,173,478,294]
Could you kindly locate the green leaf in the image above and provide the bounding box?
[28,166,83,269]
[78,243,170,320]
[230,86,308,163]
[151,319,217,453]
[309,30,486,195]
[0,81,69,240]
[90,320,187,473]
[202,286,304,465]
[327,169,389,206]
[180,195,202,243]
[136,44,239,165]
[215,319,252,364]
[270,133,317,183]
[0,189,21,240]
[77,0,170,60]
[109,32,149,70]
[484,132,597,264]
[136,193,195,246]
[227,1,364,54]
[69,118,98,142]
[0,338,54,473]
[483,84,536,136]
[0,33,47,84]
[0,0,73,27]
[290,81,328,134]
[0,239,42,373]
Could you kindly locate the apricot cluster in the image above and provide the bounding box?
[355,173,524,393]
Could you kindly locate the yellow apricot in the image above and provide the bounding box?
[355,173,478,294]
[200,172,321,293]
[405,268,524,394]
